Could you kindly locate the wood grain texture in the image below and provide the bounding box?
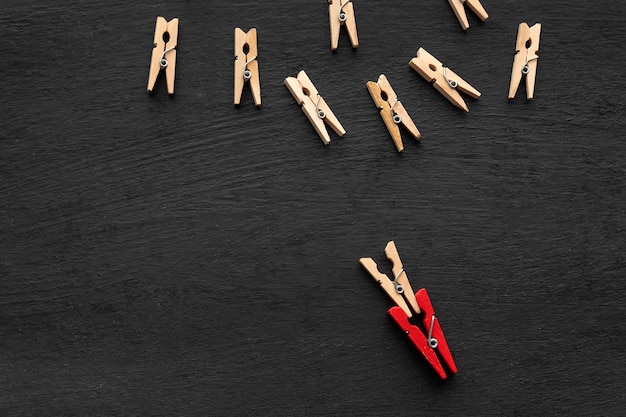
[1,0,625,415]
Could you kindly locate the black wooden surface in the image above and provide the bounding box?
[1,0,625,415]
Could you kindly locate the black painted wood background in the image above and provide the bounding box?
[1,0,625,415]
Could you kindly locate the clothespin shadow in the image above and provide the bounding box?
[366,74,421,152]
[360,241,457,380]
[328,0,358,51]
[147,16,179,96]
[409,47,480,112]
[447,0,489,31]
[234,27,261,107]
[284,70,346,145]
[509,23,541,100]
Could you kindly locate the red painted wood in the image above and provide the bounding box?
[388,305,448,379]
[416,288,458,374]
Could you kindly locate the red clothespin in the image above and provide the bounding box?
[360,241,457,379]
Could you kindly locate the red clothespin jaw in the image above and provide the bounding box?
[388,288,457,379]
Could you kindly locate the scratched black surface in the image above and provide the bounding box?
[1,0,625,415]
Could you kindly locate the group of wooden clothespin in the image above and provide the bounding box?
[146,2,542,153]
[360,241,457,380]
[144,3,545,382]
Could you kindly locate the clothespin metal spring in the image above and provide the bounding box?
[243,56,257,81]
[403,316,439,349]
[390,99,402,124]
[394,267,439,348]
[522,55,538,75]
[443,67,458,89]
[392,268,405,294]
[315,95,326,119]
[159,46,176,69]
[427,315,439,349]
[338,0,351,22]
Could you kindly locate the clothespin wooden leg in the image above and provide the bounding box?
[248,52,261,107]
[147,17,167,93]
[163,20,178,95]
[328,1,341,50]
[342,1,358,48]
[234,28,246,105]
[416,288,457,375]
[525,59,538,100]
[466,0,489,23]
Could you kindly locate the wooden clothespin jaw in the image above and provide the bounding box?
[234,28,261,107]
[284,70,346,145]
[366,74,421,152]
[359,241,421,318]
[509,23,541,100]
[328,0,358,50]
[448,0,489,30]
[147,16,179,95]
[409,47,481,112]
[360,241,457,379]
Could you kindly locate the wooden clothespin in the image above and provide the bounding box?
[366,74,421,152]
[328,0,358,50]
[448,0,489,30]
[360,241,457,380]
[284,70,346,145]
[234,28,261,107]
[409,47,481,112]
[509,23,541,100]
[360,241,420,317]
[147,16,179,95]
